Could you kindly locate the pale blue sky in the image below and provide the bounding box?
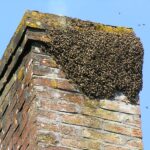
[0,0,149,149]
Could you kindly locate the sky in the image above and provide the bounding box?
[0,0,149,149]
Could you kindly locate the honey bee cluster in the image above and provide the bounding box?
[43,18,143,103]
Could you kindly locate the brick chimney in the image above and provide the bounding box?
[0,11,143,150]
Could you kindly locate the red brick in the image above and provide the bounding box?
[81,106,141,127]
[40,99,79,113]
[127,138,143,148]
[60,113,102,129]
[99,100,141,115]
[32,78,78,92]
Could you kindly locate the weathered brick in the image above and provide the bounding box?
[1,123,19,150]
[60,124,81,137]
[38,144,71,150]
[24,67,33,85]
[17,66,25,81]
[32,53,59,68]
[33,78,78,92]
[131,128,143,138]
[33,64,65,79]
[0,74,17,106]
[19,137,30,150]
[35,88,84,105]
[81,106,141,127]
[99,100,141,115]
[103,120,142,138]
[7,138,13,150]
[127,138,143,148]
[60,113,102,129]
[37,110,57,120]
[39,99,80,113]
[103,144,130,150]
[37,130,59,145]
[37,121,59,133]
[61,136,100,150]
[1,115,12,140]
[20,120,36,145]
[82,128,129,145]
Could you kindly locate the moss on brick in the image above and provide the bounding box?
[38,133,58,144]
[17,67,25,81]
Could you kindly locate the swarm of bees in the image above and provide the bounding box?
[43,16,144,104]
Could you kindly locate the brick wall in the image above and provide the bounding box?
[0,44,37,149]
[33,44,143,150]
[0,42,143,150]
